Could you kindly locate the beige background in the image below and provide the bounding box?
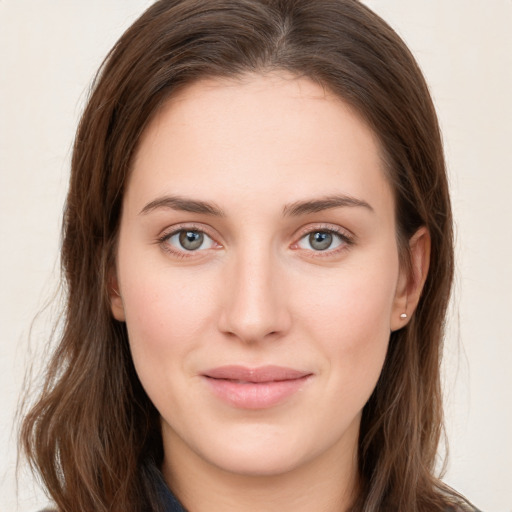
[1,1,511,511]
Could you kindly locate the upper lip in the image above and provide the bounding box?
[202,365,312,383]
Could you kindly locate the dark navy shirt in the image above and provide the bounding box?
[160,488,187,512]
[155,470,187,512]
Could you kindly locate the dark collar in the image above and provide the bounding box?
[154,469,187,512]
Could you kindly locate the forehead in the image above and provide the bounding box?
[127,72,393,218]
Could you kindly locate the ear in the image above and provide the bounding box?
[108,269,126,322]
[390,226,431,331]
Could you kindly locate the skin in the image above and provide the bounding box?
[110,73,430,512]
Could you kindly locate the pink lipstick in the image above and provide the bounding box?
[202,365,312,409]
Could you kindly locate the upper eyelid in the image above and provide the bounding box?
[294,223,355,240]
[159,223,218,240]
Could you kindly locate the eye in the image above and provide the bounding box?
[296,230,347,252]
[165,229,217,252]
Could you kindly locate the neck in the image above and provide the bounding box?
[161,426,360,512]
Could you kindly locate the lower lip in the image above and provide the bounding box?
[204,376,311,409]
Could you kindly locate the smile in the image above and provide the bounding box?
[202,365,313,409]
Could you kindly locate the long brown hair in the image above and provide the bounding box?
[21,1,457,510]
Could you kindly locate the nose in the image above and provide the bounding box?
[217,247,292,344]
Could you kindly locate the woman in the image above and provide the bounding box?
[20,0,478,511]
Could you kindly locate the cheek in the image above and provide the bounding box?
[119,266,216,378]
[296,254,398,394]
[118,267,222,431]
[299,256,398,340]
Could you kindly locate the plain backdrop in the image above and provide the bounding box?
[1,1,511,511]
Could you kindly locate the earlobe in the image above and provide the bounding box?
[108,270,126,322]
[391,226,431,331]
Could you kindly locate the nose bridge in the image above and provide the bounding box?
[218,242,290,343]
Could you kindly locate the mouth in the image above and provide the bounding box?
[201,365,313,409]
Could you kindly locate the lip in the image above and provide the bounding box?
[201,365,313,409]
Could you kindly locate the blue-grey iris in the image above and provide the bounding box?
[179,231,204,250]
[309,232,332,251]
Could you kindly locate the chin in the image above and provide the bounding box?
[186,418,337,478]
[206,441,311,477]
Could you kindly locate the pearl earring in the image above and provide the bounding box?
[400,313,408,319]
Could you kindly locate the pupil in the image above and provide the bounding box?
[309,231,332,251]
[179,230,203,250]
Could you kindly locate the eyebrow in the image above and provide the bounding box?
[282,194,374,216]
[139,195,226,216]
[139,193,373,217]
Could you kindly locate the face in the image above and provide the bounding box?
[111,73,410,479]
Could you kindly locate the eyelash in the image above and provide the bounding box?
[292,225,354,257]
[157,224,220,259]
[157,224,354,259]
